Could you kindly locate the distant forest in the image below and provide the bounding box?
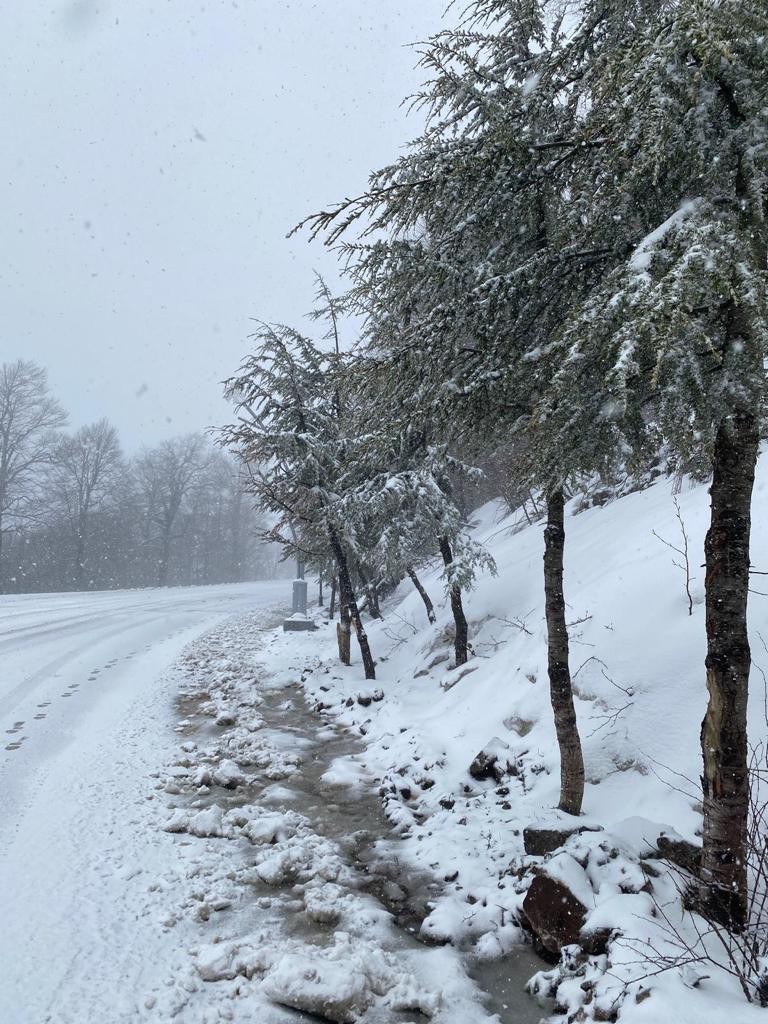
[0,359,283,593]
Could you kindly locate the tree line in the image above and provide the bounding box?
[0,359,279,593]
[223,0,767,952]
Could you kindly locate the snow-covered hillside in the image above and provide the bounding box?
[262,464,768,1023]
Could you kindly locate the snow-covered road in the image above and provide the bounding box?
[0,582,286,1024]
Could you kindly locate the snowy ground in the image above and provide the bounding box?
[0,582,286,1024]
[259,464,768,1024]
[0,582,520,1024]
[5,464,768,1024]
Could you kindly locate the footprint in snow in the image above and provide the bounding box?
[33,713,46,720]
[37,702,51,708]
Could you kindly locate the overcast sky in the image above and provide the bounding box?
[1,0,445,450]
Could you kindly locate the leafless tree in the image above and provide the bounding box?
[652,496,695,616]
[0,360,66,590]
[135,433,210,586]
[49,419,122,588]
[0,361,276,592]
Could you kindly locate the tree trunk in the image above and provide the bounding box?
[407,566,436,624]
[330,531,376,680]
[439,537,468,666]
[693,73,764,932]
[329,577,337,619]
[74,514,87,590]
[318,576,324,607]
[544,488,584,817]
[336,573,351,665]
[158,534,171,586]
[337,605,351,666]
[358,565,383,619]
[698,410,758,930]
[230,488,244,582]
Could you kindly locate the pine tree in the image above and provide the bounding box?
[536,0,768,929]
[337,351,496,662]
[298,0,605,814]
[303,0,768,902]
[222,322,377,680]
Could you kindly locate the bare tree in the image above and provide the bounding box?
[176,449,246,585]
[652,496,695,617]
[0,362,272,592]
[49,419,122,588]
[135,434,209,586]
[0,360,66,590]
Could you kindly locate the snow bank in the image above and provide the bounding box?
[259,462,768,1023]
[150,612,503,1023]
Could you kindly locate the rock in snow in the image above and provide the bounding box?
[468,737,516,784]
[522,872,591,959]
[523,823,601,857]
[523,825,576,858]
[656,832,702,874]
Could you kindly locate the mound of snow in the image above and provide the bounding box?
[261,935,436,1023]
[258,464,768,1023]
[163,804,224,837]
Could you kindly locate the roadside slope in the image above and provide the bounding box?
[263,465,768,1023]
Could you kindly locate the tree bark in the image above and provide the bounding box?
[698,410,758,930]
[158,524,172,586]
[692,70,764,932]
[74,513,87,590]
[330,530,376,680]
[544,488,584,816]
[336,612,351,666]
[336,568,352,664]
[358,565,383,619]
[329,576,337,619]
[407,566,436,624]
[439,537,468,666]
